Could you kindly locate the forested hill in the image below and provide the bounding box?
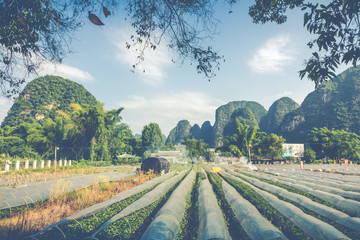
[279,66,360,142]
[0,75,136,160]
[1,75,97,127]
[166,101,268,147]
[166,67,360,145]
[259,97,300,134]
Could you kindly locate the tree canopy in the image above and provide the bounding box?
[217,120,258,157]
[253,133,285,160]
[217,119,285,159]
[1,0,359,96]
[308,127,360,162]
[141,122,164,153]
[0,102,135,160]
[183,138,207,160]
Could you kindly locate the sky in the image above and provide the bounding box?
[0,1,351,136]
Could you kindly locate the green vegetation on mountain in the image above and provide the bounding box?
[223,107,258,137]
[166,120,192,145]
[166,128,176,145]
[190,124,201,139]
[200,121,214,146]
[213,101,267,147]
[166,101,267,147]
[166,120,214,147]
[0,99,134,160]
[260,97,300,134]
[1,75,97,127]
[279,67,360,142]
[166,68,360,148]
[0,75,166,161]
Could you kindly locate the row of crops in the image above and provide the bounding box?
[259,164,360,175]
[27,165,360,240]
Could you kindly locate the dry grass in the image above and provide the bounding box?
[0,165,135,186]
[0,171,154,240]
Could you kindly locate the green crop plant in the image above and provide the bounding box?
[207,172,251,240]
[220,173,311,240]
[177,171,206,240]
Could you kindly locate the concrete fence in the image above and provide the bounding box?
[1,160,72,172]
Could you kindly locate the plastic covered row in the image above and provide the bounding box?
[140,170,196,240]
[256,164,360,177]
[224,171,350,240]
[259,165,360,184]
[197,177,231,240]
[221,172,287,240]
[260,172,360,200]
[272,171,360,192]
[243,170,360,217]
[228,170,360,232]
[90,170,188,238]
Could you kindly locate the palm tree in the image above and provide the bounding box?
[217,119,258,157]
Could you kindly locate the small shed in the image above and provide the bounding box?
[141,157,169,174]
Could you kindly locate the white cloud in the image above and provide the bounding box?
[38,62,94,83]
[276,91,293,98]
[249,35,295,74]
[111,28,172,86]
[116,92,224,135]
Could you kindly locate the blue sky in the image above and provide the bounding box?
[0,2,350,135]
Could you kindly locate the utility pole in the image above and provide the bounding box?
[248,144,251,164]
[54,146,59,171]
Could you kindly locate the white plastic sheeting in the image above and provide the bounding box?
[267,171,360,192]
[197,177,231,240]
[221,173,287,240]
[223,171,351,240]
[257,172,360,199]
[140,170,196,240]
[28,171,176,239]
[228,170,360,232]
[256,164,360,177]
[243,170,360,217]
[257,189,350,240]
[90,170,187,238]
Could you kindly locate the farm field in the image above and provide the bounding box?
[255,164,360,175]
[0,164,360,240]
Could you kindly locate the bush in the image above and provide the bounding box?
[204,151,215,162]
[285,156,295,162]
[304,149,316,163]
